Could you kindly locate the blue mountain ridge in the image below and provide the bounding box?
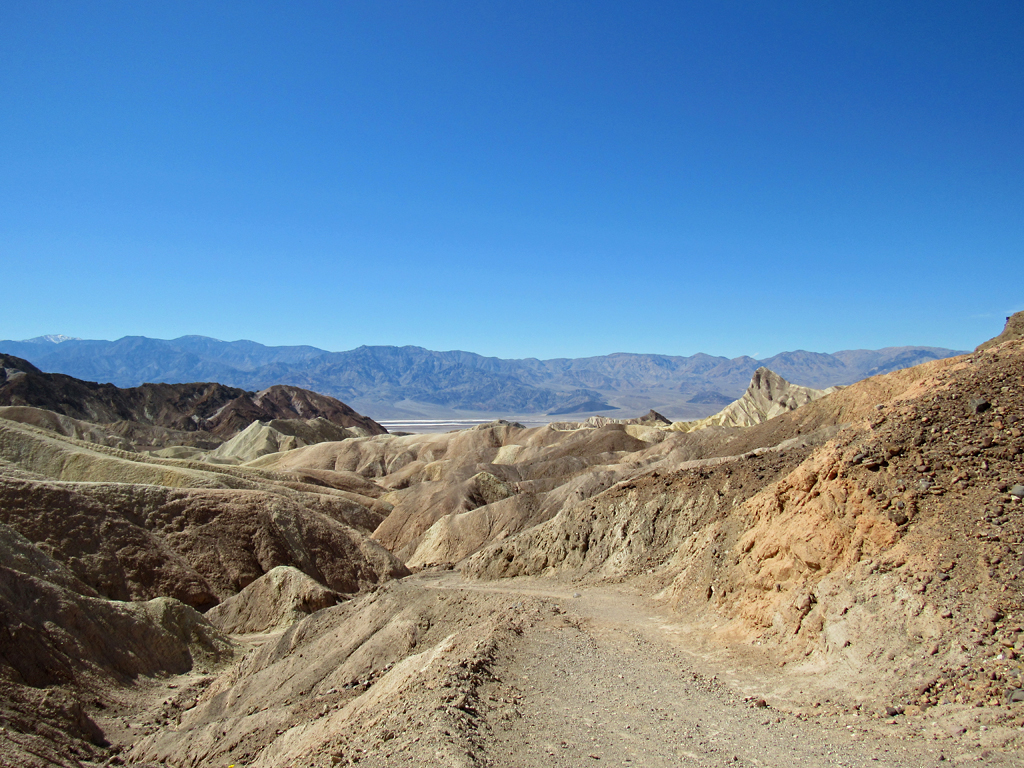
[1,335,965,418]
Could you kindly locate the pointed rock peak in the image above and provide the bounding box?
[749,367,790,397]
[641,409,672,425]
[670,367,833,432]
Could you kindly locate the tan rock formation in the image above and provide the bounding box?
[205,417,358,464]
[206,566,344,633]
[669,367,836,432]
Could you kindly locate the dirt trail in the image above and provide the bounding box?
[98,571,1024,767]
[422,573,1015,768]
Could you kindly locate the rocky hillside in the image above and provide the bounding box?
[0,353,386,442]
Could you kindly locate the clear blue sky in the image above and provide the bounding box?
[2,1,1021,359]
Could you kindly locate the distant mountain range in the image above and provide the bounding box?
[0,335,966,420]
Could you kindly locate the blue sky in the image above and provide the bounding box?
[2,1,1021,359]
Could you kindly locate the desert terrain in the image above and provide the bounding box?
[0,315,1022,766]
